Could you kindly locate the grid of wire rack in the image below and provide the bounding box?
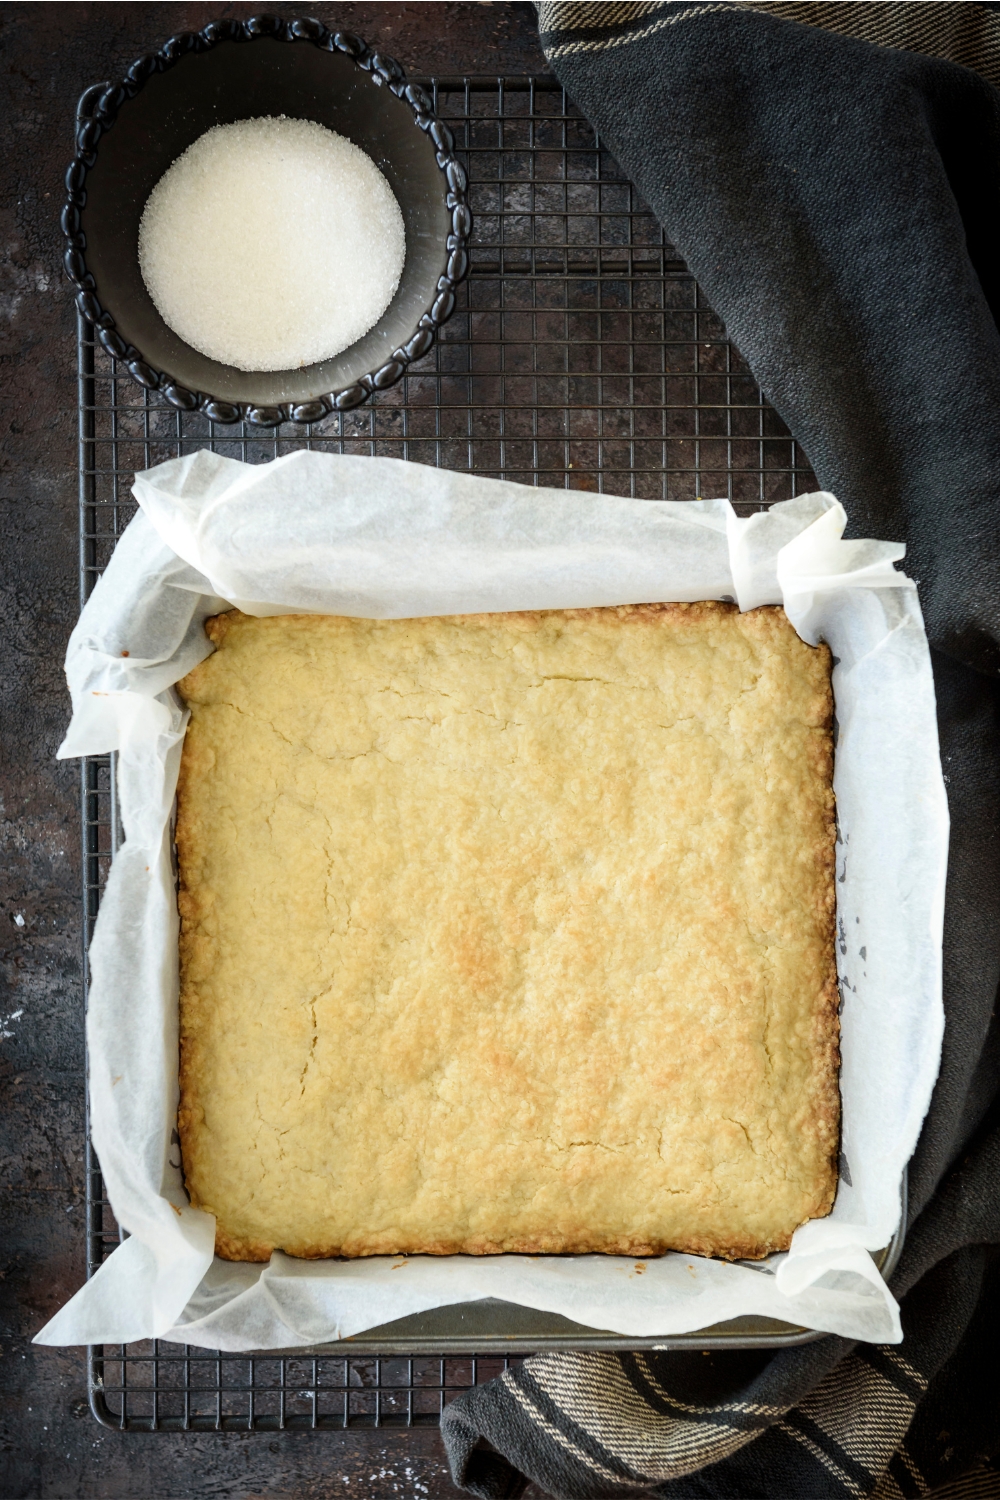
[80,75,818,1432]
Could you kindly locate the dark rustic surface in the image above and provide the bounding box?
[0,6,555,1496]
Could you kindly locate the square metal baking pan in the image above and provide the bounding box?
[80,75,906,1430]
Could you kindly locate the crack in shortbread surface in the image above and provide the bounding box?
[175,602,839,1262]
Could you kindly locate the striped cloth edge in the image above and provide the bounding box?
[492,1345,932,1495]
[537,0,1000,85]
[449,1346,1000,1497]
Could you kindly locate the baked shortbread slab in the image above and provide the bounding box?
[175,602,839,1262]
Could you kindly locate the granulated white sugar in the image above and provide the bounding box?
[138,116,406,372]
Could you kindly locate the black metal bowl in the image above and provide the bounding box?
[62,16,470,426]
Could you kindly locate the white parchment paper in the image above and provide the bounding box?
[36,450,948,1349]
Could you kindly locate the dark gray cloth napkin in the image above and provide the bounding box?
[441,5,1000,1495]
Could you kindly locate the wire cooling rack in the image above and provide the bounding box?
[80,76,818,1432]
